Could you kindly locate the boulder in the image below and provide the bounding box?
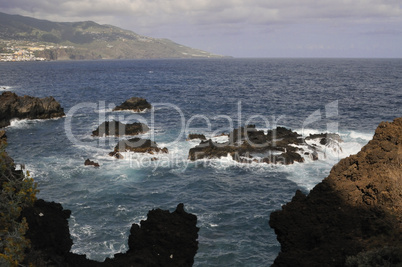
[84,159,100,167]
[269,117,402,267]
[113,97,151,112]
[92,120,149,137]
[0,91,65,128]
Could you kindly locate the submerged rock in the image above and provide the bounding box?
[92,120,149,137]
[113,97,152,112]
[0,91,65,128]
[269,117,402,266]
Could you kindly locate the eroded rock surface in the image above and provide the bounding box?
[0,91,65,128]
[92,120,149,137]
[188,125,340,165]
[269,118,402,267]
[113,97,151,112]
[109,138,168,158]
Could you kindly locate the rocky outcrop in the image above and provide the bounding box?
[109,138,168,158]
[188,125,339,165]
[92,120,149,137]
[103,203,199,267]
[269,118,402,267]
[22,201,198,267]
[0,91,65,128]
[84,159,100,167]
[113,97,152,112]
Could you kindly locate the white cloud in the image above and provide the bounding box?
[2,0,401,25]
[0,0,401,57]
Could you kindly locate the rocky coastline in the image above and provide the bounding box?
[1,131,198,266]
[22,200,198,267]
[1,90,401,266]
[269,117,402,266]
[0,91,65,128]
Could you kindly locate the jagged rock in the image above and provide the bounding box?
[109,151,124,159]
[188,139,237,161]
[92,120,149,137]
[84,159,100,167]
[22,201,198,267]
[103,203,199,267]
[113,97,151,112]
[187,134,207,141]
[188,126,312,165]
[305,133,343,145]
[0,91,65,128]
[20,200,82,266]
[111,138,168,156]
[269,117,402,267]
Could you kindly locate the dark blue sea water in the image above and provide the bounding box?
[1,58,401,266]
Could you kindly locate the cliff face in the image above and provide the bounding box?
[270,118,402,267]
[0,91,65,128]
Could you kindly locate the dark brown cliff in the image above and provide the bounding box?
[270,117,402,267]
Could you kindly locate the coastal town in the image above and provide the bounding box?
[0,41,74,61]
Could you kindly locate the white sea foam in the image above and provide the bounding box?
[0,85,15,91]
[7,117,64,129]
[346,131,374,141]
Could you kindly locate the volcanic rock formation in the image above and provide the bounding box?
[188,125,340,165]
[113,97,152,112]
[109,138,168,158]
[92,120,149,137]
[269,118,402,266]
[0,91,65,128]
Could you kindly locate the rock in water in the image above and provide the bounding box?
[113,97,152,112]
[84,159,100,167]
[0,91,65,128]
[110,137,168,157]
[269,117,402,267]
[92,120,149,137]
[187,133,207,141]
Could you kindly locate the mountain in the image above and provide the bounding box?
[0,12,226,60]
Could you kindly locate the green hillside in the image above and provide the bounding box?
[0,12,226,60]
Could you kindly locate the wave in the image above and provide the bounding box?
[7,117,64,129]
[345,130,374,141]
[0,85,15,91]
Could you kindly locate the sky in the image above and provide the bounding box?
[0,0,401,58]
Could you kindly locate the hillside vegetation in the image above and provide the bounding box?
[0,12,226,60]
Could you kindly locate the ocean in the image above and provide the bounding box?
[1,58,401,266]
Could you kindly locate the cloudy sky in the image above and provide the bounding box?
[1,0,401,58]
